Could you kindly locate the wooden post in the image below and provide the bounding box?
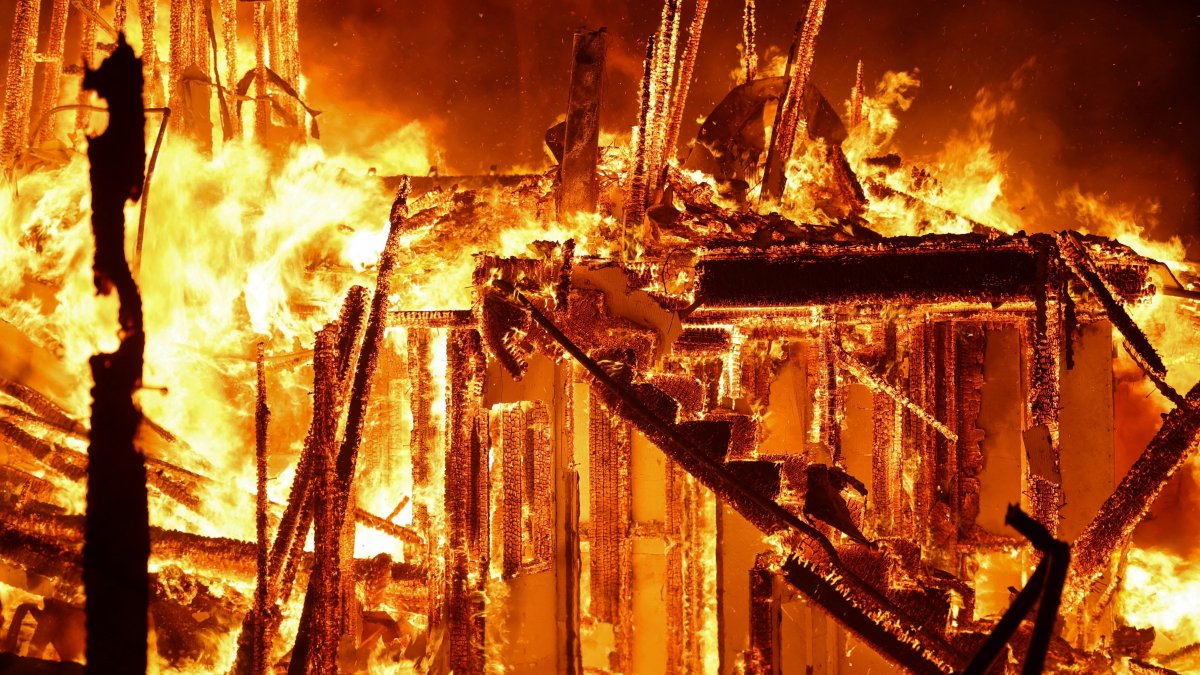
[559,28,606,218]
[0,0,39,164]
[82,34,149,675]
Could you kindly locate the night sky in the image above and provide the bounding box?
[296,0,1199,252]
[2,1,1197,251]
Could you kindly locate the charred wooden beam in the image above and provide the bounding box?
[493,279,966,672]
[445,327,487,673]
[559,28,606,217]
[850,60,864,129]
[696,236,1044,308]
[962,505,1069,675]
[81,34,149,675]
[233,288,367,675]
[291,184,408,674]
[778,557,958,673]
[834,343,958,443]
[760,0,826,201]
[0,511,428,609]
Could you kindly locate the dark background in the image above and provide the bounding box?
[294,0,1199,253]
[2,1,1197,252]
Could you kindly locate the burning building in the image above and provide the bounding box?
[0,0,1198,673]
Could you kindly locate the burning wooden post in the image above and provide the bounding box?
[0,0,38,165]
[663,0,709,166]
[742,0,758,83]
[138,0,163,104]
[850,60,864,130]
[646,0,681,195]
[761,0,828,201]
[75,0,101,134]
[81,33,150,675]
[168,0,213,147]
[445,327,488,672]
[290,184,407,673]
[558,28,606,218]
[34,0,70,147]
[622,38,655,259]
[253,1,271,137]
[253,342,271,675]
[220,0,240,136]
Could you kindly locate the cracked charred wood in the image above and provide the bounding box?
[81,33,149,675]
[623,37,654,259]
[0,0,38,166]
[491,278,967,672]
[253,342,271,675]
[695,235,1051,308]
[662,0,709,166]
[559,28,606,217]
[229,286,371,675]
[760,0,827,202]
[0,379,87,437]
[290,184,407,675]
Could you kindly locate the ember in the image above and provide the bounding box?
[0,1,1197,674]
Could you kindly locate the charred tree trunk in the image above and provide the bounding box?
[82,34,149,675]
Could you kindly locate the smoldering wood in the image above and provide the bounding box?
[760,0,826,202]
[253,342,270,675]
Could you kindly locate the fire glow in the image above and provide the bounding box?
[0,1,1198,674]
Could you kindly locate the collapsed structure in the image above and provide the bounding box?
[1,0,1199,674]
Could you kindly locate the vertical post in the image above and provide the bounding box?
[35,0,70,146]
[75,0,100,133]
[741,0,757,83]
[220,0,240,135]
[254,342,271,675]
[0,0,40,165]
[446,328,486,673]
[253,1,270,137]
[82,34,149,675]
[761,0,828,202]
[559,28,606,218]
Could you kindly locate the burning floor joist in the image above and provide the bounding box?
[1,0,1199,673]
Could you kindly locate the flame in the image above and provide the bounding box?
[3,1,1198,671]
[1122,548,1200,656]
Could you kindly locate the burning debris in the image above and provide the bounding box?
[1,1,1198,674]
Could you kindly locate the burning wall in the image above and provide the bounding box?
[1,0,1199,674]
